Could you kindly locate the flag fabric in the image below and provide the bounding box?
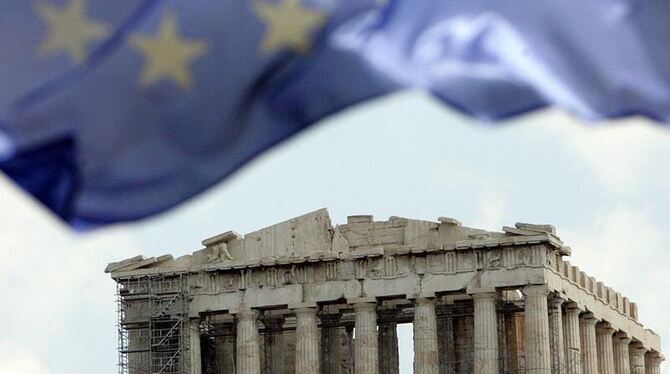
[1,0,669,228]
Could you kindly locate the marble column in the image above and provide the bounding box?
[215,324,236,374]
[504,311,524,373]
[549,295,567,374]
[189,318,202,374]
[321,314,344,374]
[346,325,355,374]
[563,313,569,371]
[414,297,439,374]
[353,302,379,374]
[523,285,552,374]
[284,329,297,373]
[262,316,285,374]
[564,303,583,374]
[378,319,399,374]
[579,313,599,374]
[629,344,646,374]
[436,306,456,374]
[334,325,352,374]
[613,332,631,374]
[595,323,615,374]
[470,289,499,374]
[294,307,320,374]
[235,310,261,374]
[644,353,663,374]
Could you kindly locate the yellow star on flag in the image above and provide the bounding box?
[130,14,208,90]
[35,0,109,63]
[254,0,328,54]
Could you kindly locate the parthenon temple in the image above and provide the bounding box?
[106,209,664,374]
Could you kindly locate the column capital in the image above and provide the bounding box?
[564,301,582,315]
[234,309,259,320]
[548,293,565,308]
[407,291,437,302]
[522,284,550,297]
[413,296,438,305]
[579,312,599,327]
[348,297,377,308]
[293,308,318,318]
[596,322,616,336]
[289,301,318,309]
[468,287,498,300]
[352,303,377,312]
[645,352,664,365]
[629,342,648,356]
[614,331,632,345]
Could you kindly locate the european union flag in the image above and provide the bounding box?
[1,0,670,228]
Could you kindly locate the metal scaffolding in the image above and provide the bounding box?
[117,274,188,374]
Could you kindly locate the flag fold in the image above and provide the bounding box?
[1,0,669,227]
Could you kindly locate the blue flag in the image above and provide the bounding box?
[1,0,669,228]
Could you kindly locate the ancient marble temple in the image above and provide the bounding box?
[106,209,664,374]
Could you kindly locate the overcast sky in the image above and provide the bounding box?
[1,91,668,373]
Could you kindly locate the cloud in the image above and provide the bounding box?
[0,176,138,373]
[471,187,510,231]
[531,110,668,194]
[0,346,49,374]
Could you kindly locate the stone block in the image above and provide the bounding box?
[579,271,587,288]
[596,282,605,300]
[105,255,144,273]
[346,215,373,224]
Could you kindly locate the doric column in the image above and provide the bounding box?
[413,297,439,374]
[353,301,379,374]
[321,313,344,374]
[548,295,567,374]
[595,323,615,374]
[579,313,599,374]
[523,285,552,374]
[644,353,663,374]
[629,343,647,374]
[262,316,285,374]
[215,324,236,374]
[436,305,456,374]
[189,318,202,374]
[564,303,582,374]
[613,332,631,374]
[468,288,499,374]
[504,311,524,373]
[235,310,261,374]
[378,314,399,374]
[284,329,297,373]
[346,325,355,374]
[293,306,320,374]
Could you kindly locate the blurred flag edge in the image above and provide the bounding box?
[1,0,669,229]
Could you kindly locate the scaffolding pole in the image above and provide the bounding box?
[116,274,189,374]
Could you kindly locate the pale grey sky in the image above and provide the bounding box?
[0,91,668,373]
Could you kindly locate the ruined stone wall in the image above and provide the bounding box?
[110,210,663,374]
